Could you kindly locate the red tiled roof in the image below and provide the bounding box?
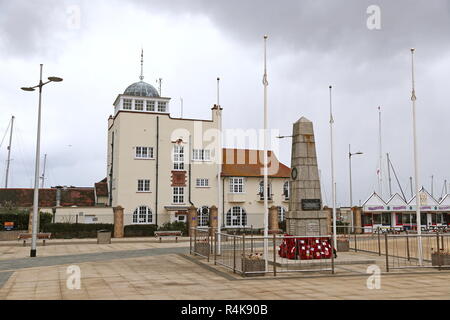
[0,189,56,208]
[60,188,95,207]
[221,148,291,178]
[0,187,96,208]
[95,178,108,197]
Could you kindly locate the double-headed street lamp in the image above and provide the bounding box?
[348,145,363,208]
[349,145,363,232]
[21,64,63,258]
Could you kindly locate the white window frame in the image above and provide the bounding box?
[197,206,210,227]
[278,206,287,222]
[137,179,151,192]
[196,178,210,188]
[132,205,153,224]
[158,101,167,112]
[146,100,155,112]
[135,147,154,159]
[283,181,290,200]
[229,177,245,194]
[226,206,247,227]
[135,100,144,111]
[192,149,211,161]
[259,181,273,200]
[173,187,185,204]
[123,99,132,110]
[173,145,185,170]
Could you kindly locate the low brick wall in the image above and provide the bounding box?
[0,230,26,241]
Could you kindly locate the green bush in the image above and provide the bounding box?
[158,221,188,236]
[0,210,52,231]
[42,223,114,239]
[124,224,158,237]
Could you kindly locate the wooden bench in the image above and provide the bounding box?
[18,233,52,246]
[154,231,182,243]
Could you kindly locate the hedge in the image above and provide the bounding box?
[123,222,188,237]
[0,210,52,231]
[158,221,188,236]
[42,223,114,239]
[124,224,158,237]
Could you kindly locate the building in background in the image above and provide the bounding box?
[0,63,291,230]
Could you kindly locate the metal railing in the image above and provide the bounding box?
[190,227,214,262]
[341,226,450,271]
[191,228,335,277]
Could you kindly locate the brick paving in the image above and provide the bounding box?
[0,240,449,300]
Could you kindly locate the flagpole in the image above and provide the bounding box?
[329,85,337,249]
[410,48,423,265]
[216,77,222,255]
[263,35,269,272]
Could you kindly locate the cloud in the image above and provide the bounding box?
[1,0,450,206]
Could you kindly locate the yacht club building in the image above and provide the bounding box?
[359,188,450,232]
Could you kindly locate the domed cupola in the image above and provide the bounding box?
[124,81,159,98]
[113,49,170,115]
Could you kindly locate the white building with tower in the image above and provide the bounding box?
[0,52,291,231]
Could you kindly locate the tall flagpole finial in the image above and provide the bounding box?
[329,85,334,124]
[140,49,144,81]
[217,77,220,106]
[263,35,269,86]
[411,48,417,101]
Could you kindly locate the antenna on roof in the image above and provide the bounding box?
[156,78,162,96]
[139,49,144,81]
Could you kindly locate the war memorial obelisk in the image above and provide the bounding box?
[287,117,329,236]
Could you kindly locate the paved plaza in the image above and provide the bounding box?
[0,238,449,300]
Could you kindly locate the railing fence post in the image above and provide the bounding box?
[437,232,441,270]
[242,234,246,276]
[214,230,217,265]
[406,231,410,261]
[331,235,335,275]
[354,231,358,252]
[377,228,381,256]
[385,232,389,272]
[207,229,210,262]
[233,236,236,273]
[190,228,192,255]
[273,233,277,277]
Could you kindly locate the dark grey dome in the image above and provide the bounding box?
[124,81,160,97]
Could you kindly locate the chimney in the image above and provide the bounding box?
[56,187,62,207]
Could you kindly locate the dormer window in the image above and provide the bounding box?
[135,100,144,111]
[146,101,155,112]
[158,101,167,112]
[123,99,132,110]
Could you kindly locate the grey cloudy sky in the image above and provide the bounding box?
[1,0,450,206]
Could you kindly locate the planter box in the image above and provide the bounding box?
[194,242,210,257]
[97,230,111,244]
[432,252,450,269]
[242,258,266,277]
[337,239,350,252]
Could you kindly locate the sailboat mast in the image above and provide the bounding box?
[387,153,392,198]
[378,107,383,198]
[5,116,15,188]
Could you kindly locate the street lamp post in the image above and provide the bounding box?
[348,145,363,233]
[21,64,63,258]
